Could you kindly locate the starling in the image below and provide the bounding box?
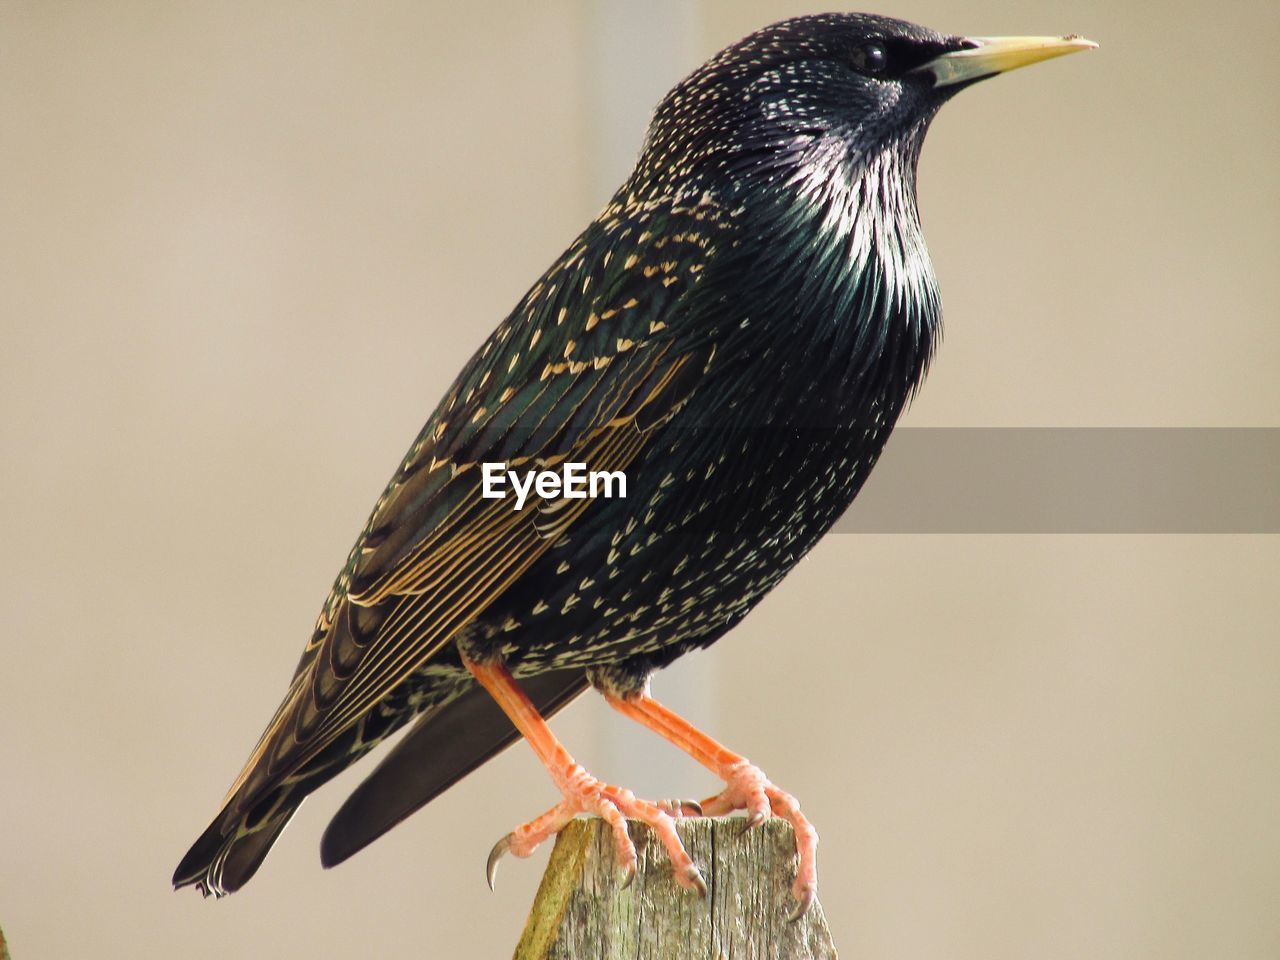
[174,14,1094,914]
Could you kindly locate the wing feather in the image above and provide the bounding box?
[219,195,731,816]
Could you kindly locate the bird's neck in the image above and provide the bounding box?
[793,134,939,329]
[736,134,943,420]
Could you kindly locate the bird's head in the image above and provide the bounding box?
[632,13,1095,197]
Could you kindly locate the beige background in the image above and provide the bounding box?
[2,1,1277,958]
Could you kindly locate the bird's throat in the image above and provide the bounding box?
[775,137,941,409]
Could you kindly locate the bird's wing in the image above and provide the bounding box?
[219,193,732,817]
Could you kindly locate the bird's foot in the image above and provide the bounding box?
[700,760,818,919]
[486,763,707,895]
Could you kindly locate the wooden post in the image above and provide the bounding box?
[514,818,838,960]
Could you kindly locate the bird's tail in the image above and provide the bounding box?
[174,685,422,896]
[172,803,297,897]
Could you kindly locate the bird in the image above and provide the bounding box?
[174,13,1094,916]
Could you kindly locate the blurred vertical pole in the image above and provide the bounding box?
[582,0,720,796]
[583,0,699,204]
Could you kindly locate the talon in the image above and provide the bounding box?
[685,864,708,898]
[787,887,815,923]
[619,862,637,890]
[654,797,701,818]
[596,690,821,916]
[485,835,511,891]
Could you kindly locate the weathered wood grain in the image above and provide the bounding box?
[514,818,837,960]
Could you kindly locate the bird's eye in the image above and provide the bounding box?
[853,41,888,76]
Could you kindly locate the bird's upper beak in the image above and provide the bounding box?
[916,35,1098,89]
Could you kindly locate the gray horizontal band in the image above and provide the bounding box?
[839,428,1278,533]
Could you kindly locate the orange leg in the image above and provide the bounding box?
[462,655,706,895]
[603,689,818,919]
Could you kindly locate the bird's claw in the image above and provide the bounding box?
[684,863,708,898]
[654,797,703,817]
[487,789,705,901]
[787,885,816,923]
[485,834,511,891]
[619,862,637,890]
[698,760,818,918]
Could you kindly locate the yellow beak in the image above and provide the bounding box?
[919,35,1098,88]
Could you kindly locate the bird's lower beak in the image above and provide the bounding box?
[916,35,1098,89]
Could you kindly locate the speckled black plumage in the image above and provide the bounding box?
[175,14,1020,895]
